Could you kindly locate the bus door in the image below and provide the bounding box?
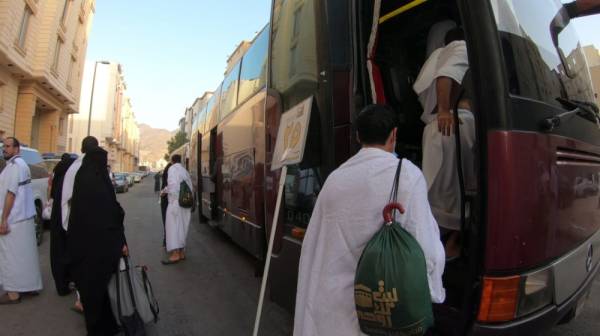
[363,0,487,332]
[210,127,219,221]
[196,131,202,222]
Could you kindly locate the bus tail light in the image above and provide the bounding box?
[517,268,553,317]
[291,226,306,240]
[477,276,520,322]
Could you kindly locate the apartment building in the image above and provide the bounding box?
[68,60,139,172]
[0,0,95,151]
[584,45,600,108]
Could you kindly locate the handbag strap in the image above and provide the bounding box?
[140,266,160,322]
[116,259,123,319]
[123,256,139,312]
[387,159,403,221]
[388,159,403,204]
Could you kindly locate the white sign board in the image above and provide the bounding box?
[270,96,313,171]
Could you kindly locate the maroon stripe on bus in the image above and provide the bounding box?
[486,131,600,271]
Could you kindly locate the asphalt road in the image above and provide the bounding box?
[0,176,598,335]
[0,177,292,336]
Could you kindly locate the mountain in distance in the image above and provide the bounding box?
[138,123,175,166]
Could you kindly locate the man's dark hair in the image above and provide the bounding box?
[60,153,71,161]
[4,137,20,148]
[171,154,182,163]
[355,105,397,145]
[81,136,99,153]
[445,27,465,45]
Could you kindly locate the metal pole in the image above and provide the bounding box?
[253,165,287,336]
[87,61,99,136]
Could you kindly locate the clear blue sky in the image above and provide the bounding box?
[86,0,271,130]
[86,2,600,131]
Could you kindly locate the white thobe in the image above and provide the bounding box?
[413,41,477,231]
[0,156,43,292]
[61,154,84,231]
[165,163,193,252]
[294,148,445,336]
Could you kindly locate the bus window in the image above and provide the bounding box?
[271,0,319,106]
[205,85,221,131]
[197,103,208,135]
[219,62,241,121]
[490,0,595,107]
[238,26,269,105]
[271,0,321,235]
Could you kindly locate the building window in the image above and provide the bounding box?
[17,5,33,50]
[59,117,65,136]
[61,0,72,25]
[67,56,76,89]
[0,82,4,113]
[52,37,63,72]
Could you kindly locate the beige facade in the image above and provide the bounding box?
[0,0,95,151]
[68,61,139,172]
[584,45,600,108]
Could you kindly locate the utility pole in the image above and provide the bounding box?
[87,60,110,136]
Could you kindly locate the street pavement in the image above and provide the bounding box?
[0,176,292,336]
[0,176,598,335]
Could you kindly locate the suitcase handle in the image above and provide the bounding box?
[383,202,405,225]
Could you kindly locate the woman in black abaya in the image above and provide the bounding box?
[49,153,76,296]
[68,146,127,336]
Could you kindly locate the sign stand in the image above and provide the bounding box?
[252,96,313,336]
[252,164,287,336]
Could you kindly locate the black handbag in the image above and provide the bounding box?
[116,257,147,336]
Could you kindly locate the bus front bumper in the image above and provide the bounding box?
[470,260,599,336]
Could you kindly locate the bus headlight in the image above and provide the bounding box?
[517,268,554,317]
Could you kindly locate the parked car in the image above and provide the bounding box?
[43,158,61,173]
[0,144,49,245]
[113,173,129,193]
[125,173,135,187]
[132,172,143,183]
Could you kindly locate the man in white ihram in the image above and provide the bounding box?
[294,105,445,336]
[0,137,42,304]
[413,24,476,257]
[161,154,193,264]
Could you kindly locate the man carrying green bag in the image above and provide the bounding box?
[294,105,445,336]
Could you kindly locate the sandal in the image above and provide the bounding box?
[0,293,21,305]
[161,258,182,265]
[70,306,84,315]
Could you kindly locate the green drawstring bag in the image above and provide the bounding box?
[354,160,433,336]
[178,181,194,208]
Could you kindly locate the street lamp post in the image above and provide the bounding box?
[87,60,110,136]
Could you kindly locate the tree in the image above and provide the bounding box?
[164,130,188,161]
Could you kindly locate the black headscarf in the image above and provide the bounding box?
[161,163,172,190]
[49,152,76,295]
[67,146,125,335]
[51,153,76,201]
[67,146,125,266]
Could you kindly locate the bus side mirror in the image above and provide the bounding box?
[549,6,570,48]
[551,1,600,47]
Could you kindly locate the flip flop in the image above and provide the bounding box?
[22,291,40,296]
[70,307,84,315]
[0,293,21,305]
[161,258,182,265]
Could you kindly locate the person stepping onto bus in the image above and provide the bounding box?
[294,105,446,336]
[413,26,477,259]
[161,154,193,264]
